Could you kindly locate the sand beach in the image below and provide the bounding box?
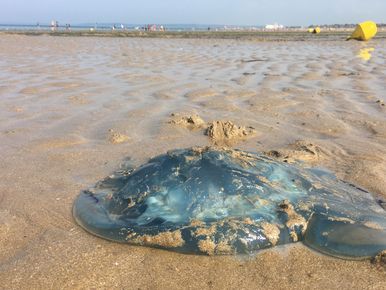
[0,33,385,289]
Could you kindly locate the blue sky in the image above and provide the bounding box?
[2,0,386,26]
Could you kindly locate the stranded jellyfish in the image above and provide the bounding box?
[73,147,386,258]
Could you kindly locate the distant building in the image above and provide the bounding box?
[50,20,59,31]
[265,23,285,30]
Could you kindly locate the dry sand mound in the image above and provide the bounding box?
[205,120,256,146]
[108,129,130,144]
[169,113,256,146]
[265,140,324,164]
[168,113,206,129]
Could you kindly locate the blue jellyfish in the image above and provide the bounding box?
[73,147,386,258]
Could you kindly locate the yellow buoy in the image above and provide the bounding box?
[347,21,377,41]
[313,27,321,34]
[308,28,314,33]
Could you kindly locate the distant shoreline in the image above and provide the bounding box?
[2,29,386,41]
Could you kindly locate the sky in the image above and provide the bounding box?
[1,0,386,26]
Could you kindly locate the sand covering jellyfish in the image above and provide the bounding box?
[73,147,386,259]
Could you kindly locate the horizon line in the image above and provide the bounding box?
[1,21,385,27]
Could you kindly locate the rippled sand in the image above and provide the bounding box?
[0,35,385,289]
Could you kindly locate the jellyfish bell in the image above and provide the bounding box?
[73,147,386,258]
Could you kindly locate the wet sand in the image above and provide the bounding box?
[0,35,385,289]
